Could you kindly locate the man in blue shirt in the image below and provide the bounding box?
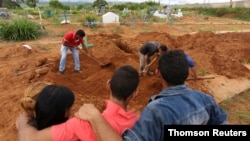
[185,53,198,80]
[75,49,228,141]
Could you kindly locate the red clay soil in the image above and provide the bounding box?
[0,16,250,140]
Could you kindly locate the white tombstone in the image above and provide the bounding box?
[153,10,167,19]
[176,9,183,18]
[102,12,120,25]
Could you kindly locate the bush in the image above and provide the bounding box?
[0,18,43,41]
[184,7,250,21]
[85,15,97,22]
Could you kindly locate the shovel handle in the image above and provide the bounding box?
[142,56,158,74]
[15,63,53,76]
[81,50,104,65]
[187,76,215,81]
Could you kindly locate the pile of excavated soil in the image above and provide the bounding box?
[0,16,250,140]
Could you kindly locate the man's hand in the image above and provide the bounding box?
[75,104,122,141]
[77,45,82,49]
[75,103,101,122]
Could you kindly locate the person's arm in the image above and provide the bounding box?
[78,37,92,56]
[185,53,199,80]
[81,43,92,56]
[206,96,228,124]
[144,54,149,65]
[62,39,75,48]
[142,55,149,72]
[16,113,53,141]
[75,104,122,141]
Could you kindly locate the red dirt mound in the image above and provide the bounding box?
[0,20,250,140]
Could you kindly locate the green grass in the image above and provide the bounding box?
[242,59,250,64]
[219,89,250,124]
[198,69,209,76]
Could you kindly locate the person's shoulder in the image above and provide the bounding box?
[65,31,74,35]
[194,90,216,102]
[149,41,159,45]
[64,32,74,39]
[67,31,74,33]
[146,98,163,109]
[184,53,189,56]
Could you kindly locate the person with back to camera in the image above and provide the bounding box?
[16,65,140,141]
[58,29,91,74]
[34,84,75,130]
[139,41,167,76]
[20,82,50,123]
[74,50,228,141]
[19,82,75,130]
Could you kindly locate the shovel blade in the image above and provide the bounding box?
[100,62,111,67]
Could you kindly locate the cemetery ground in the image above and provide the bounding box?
[0,15,250,140]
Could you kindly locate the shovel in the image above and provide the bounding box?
[14,63,53,76]
[142,55,158,75]
[81,51,111,67]
[187,75,215,81]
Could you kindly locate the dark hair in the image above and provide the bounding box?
[159,45,168,52]
[76,29,85,37]
[110,65,139,101]
[34,85,75,130]
[158,50,189,85]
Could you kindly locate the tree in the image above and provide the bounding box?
[27,0,37,8]
[0,0,3,7]
[230,0,232,8]
[49,0,64,9]
[0,0,21,8]
[93,0,108,8]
